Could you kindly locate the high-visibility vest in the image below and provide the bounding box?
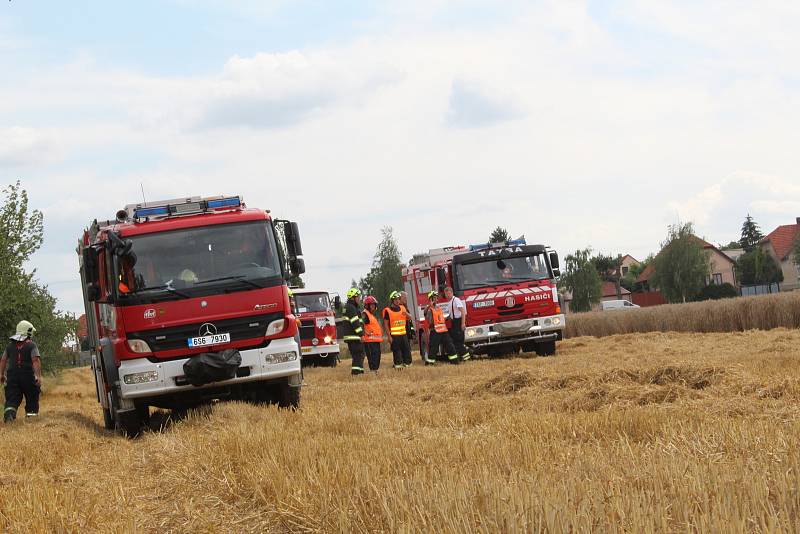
[384,307,407,336]
[431,306,448,333]
[362,310,383,343]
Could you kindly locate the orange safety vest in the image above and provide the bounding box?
[384,307,407,336]
[431,306,448,333]
[362,310,383,343]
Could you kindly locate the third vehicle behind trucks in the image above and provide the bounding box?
[293,288,340,367]
[403,239,565,358]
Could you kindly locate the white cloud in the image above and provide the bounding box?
[0,127,56,168]
[6,1,800,312]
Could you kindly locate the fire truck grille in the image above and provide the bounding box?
[299,322,316,340]
[128,312,284,352]
[497,304,524,317]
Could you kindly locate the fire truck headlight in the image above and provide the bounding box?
[265,318,286,337]
[544,318,552,326]
[323,335,332,344]
[552,317,562,326]
[127,339,152,354]
[466,328,477,338]
[265,351,298,364]
[123,370,159,385]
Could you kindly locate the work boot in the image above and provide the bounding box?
[4,408,16,423]
[351,368,365,376]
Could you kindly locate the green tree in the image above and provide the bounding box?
[0,182,74,370]
[651,222,711,303]
[720,241,742,251]
[562,248,602,313]
[489,226,510,243]
[739,214,763,252]
[591,253,623,300]
[736,248,783,287]
[793,236,800,270]
[358,227,404,309]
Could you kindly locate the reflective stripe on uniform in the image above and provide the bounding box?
[4,407,17,413]
[343,335,362,341]
[351,366,364,371]
[447,354,458,360]
[348,316,361,323]
[354,327,363,334]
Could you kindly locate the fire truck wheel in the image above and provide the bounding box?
[116,409,144,438]
[534,341,556,357]
[327,355,338,368]
[102,408,114,430]
[277,381,300,410]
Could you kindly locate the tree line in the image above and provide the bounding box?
[0,182,77,370]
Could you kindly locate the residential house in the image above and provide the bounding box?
[760,217,800,291]
[620,255,639,277]
[635,235,737,303]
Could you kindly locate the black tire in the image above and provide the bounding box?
[520,342,538,355]
[116,409,144,438]
[534,340,557,356]
[277,381,301,409]
[102,408,114,430]
[328,354,339,368]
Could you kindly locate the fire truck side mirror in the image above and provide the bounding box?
[285,221,303,258]
[549,252,560,270]
[86,283,100,302]
[289,257,306,277]
[436,267,446,287]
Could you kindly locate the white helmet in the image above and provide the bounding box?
[11,320,36,341]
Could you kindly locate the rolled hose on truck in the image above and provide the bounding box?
[182,349,242,387]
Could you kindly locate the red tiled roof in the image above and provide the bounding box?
[602,281,630,297]
[635,234,732,283]
[762,223,799,261]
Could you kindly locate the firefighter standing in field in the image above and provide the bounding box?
[443,286,471,361]
[361,295,384,373]
[424,291,458,364]
[383,291,413,368]
[1,321,42,423]
[342,288,367,375]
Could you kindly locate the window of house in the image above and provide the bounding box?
[712,273,722,285]
[621,266,629,276]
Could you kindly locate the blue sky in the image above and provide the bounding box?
[2,0,800,315]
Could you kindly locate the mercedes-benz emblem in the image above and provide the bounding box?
[199,323,217,337]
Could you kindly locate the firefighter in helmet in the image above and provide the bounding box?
[342,287,367,375]
[383,291,413,368]
[1,320,42,422]
[361,295,384,372]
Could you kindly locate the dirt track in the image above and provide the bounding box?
[2,330,800,532]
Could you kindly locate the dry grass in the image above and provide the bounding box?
[3,330,800,532]
[567,291,800,338]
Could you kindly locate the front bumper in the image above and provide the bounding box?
[464,314,565,349]
[300,343,340,358]
[118,337,301,400]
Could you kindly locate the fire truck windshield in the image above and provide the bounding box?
[117,221,282,304]
[455,253,550,290]
[295,293,330,313]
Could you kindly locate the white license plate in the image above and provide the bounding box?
[188,332,231,347]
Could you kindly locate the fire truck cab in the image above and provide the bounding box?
[403,239,565,357]
[292,288,340,367]
[77,195,305,436]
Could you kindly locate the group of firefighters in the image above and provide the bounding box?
[339,286,471,375]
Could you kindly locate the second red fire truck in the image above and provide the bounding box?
[292,288,340,367]
[403,239,565,357]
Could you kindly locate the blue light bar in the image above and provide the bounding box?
[469,238,527,251]
[134,206,170,218]
[206,197,241,209]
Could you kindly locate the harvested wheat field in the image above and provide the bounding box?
[3,330,800,533]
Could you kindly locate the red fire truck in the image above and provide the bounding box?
[292,288,340,367]
[402,239,564,357]
[77,195,305,436]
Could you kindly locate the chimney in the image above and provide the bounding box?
[796,217,800,225]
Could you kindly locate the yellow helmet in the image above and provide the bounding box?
[288,288,294,297]
[12,320,36,341]
[346,287,361,300]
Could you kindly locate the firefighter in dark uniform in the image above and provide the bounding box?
[424,291,458,364]
[342,288,367,375]
[1,320,42,423]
